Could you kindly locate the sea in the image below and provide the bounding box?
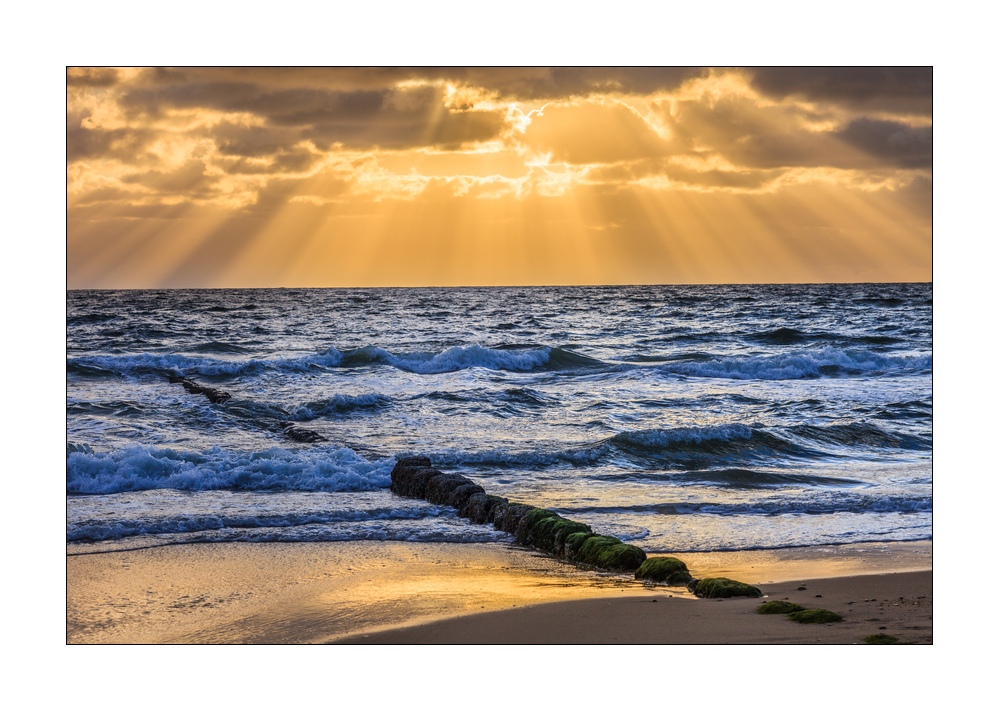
[67,284,932,557]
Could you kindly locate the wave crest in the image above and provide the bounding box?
[67,445,395,495]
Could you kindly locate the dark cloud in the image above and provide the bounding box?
[225,150,324,175]
[67,67,120,87]
[456,67,708,100]
[749,67,932,115]
[668,96,850,169]
[133,67,709,101]
[69,185,141,207]
[667,95,931,170]
[67,109,152,162]
[212,122,304,157]
[835,118,932,168]
[120,160,223,199]
[119,81,506,149]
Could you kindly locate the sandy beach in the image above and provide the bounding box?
[67,539,930,644]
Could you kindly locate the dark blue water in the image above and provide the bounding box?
[67,284,932,553]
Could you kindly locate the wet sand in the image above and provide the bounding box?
[67,540,931,644]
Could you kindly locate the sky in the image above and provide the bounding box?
[67,66,932,288]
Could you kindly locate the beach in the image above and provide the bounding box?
[67,540,930,644]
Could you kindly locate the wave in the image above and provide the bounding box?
[289,393,393,420]
[201,303,258,313]
[562,493,931,517]
[186,341,254,355]
[67,518,513,548]
[434,445,606,470]
[595,425,820,470]
[419,387,555,408]
[337,344,604,373]
[870,400,933,421]
[68,344,928,383]
[438,424,818,471]
[66,344,607,379]
[786,421,931,451]
[67,504,447,542]
[67,400,147,417]
[748,327,821,345]
[592,467,863,489]
[67,445,395,495]
[67,312,119,326]
[66,351,345,378]
[655,347,931,380]
[428,419,926,474]
[856,297,905,307]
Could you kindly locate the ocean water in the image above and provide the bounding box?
[67,284,932,556]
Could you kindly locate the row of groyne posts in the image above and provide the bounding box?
[171,375,847,622]
[390,456,762,598]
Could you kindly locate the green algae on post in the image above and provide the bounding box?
[787,608,843,624]
[688,577,763,598]
[524,513,592,555]
[573,535,647,571]
[460,493,508,525]
[635,557,693,586]
[388,457,643,572]
[595,543,646,571]
[864,633,901,644]
[756,600,805,615]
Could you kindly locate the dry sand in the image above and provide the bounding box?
[67,540,930,644]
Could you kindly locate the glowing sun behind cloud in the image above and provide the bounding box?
[67,67,931,288]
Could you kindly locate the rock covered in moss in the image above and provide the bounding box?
[787,608,843,624]
[533,517,592,555]
[515,508,560,545]
[389,458,440,498]
[864,633,900,644]
[574,535,646,571]
[461,493,508,524]
[388,456,647,574]
[635,557,693,586]
[496,503,535,534]
[425,473,475,505]
[447,482,486,509]
[597,543,647,571]
[487,499,512,526]
[687,577,763,598]
[564,531,596,560]
[577,535,622,562]
[756,600,805,615]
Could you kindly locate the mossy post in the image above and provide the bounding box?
[460,493,508,525]
[576,535,646,572]
[635,557,694,586]
[756,600,805,615]
[388,456,654,576]
[787,608,843,624]
[687,577,763,598]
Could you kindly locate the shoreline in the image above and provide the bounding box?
[67,539,930,644]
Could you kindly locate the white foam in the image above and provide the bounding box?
[66,445,394,494]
